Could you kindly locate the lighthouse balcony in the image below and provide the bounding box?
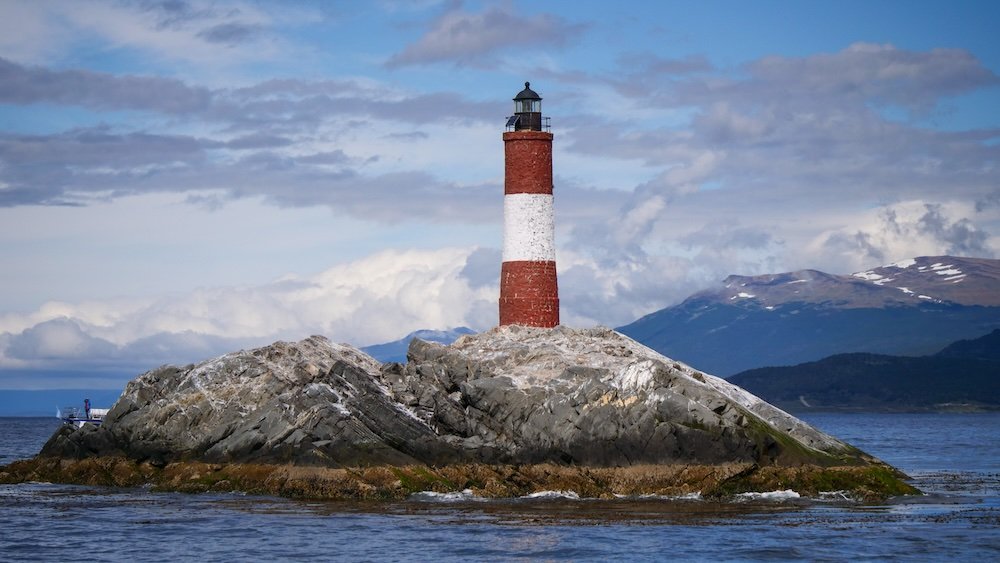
[505,114,550,132]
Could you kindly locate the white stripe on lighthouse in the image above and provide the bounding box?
[503,193,555,262]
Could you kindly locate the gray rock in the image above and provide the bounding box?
[40,327,872,468]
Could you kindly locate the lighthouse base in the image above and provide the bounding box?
[499,260,559,328]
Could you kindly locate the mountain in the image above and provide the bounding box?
[361,327,476,363]
[618,256,1000,376]
[727,329,1000,411]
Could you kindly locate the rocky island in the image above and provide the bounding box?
[0,326,917,500]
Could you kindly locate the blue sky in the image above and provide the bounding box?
[1,0,998,389]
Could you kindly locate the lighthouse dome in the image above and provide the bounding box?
[513,81,541,101]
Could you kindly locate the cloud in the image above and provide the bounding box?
[744,43,1000,113]
[0,57,497,125]
[386,2,585,68]
[66,0,287,63]
[0,126,208,206]
[458,246,501,289]
[606,42,1000,115]
[813,200,998,273]
[0,56,515,212]
[0,247,500,372]
[556,43,1000,281]
[4,318,117,361]
[0,57,212,113]
[196,22,262,45]
[917,203,992,256]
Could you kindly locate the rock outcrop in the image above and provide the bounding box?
[40,326,872,469]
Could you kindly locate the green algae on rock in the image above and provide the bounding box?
[0,458,916,502]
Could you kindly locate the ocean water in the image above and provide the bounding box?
[1,413,997,561]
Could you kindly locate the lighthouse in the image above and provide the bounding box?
[499,82,559,328]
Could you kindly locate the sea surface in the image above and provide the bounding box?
[1,413,997,561]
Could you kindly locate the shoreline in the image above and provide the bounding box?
[0,457,919,502]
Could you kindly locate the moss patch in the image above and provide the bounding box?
[1,457,918,502]
[707,463,920,501]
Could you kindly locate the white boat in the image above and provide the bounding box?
[60,399,109,428]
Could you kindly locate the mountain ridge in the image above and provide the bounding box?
[618,255,1000,376]
[703,256,1000,309]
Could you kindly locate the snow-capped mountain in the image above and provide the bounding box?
[713,256,1000,309]
[619,256,1000,376]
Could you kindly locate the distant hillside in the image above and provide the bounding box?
[727,329,1000,411]
[619,256,1000,376]
[935,329,1000,361]
[362,327,476,363]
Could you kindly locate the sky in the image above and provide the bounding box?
[1,0,999,390]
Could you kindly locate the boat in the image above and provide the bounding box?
[60,398,109,428]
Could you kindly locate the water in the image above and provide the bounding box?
[2,413,997,561]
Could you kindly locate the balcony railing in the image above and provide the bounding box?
[505,115,551,132]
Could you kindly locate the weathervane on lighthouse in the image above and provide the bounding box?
[499,82,559,328]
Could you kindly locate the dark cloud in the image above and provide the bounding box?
[0,63,505,212]
[138,0,205,29]
[0,126,208,205]
[211,80,496,132]
[563,43,1000,211]
[821,231,886,264]
[0,121,506,221]
[0,57,212,114]
[386,2,586,68]
[136,0,262,46]
[678,225,777,251]
[0,58,495,129]
[459,247,501,288]
[384,131,429,141]
[223,133,294,149]
[609,43,999,115]
[975,189,1000,213]
[197,22,262,45]
[296,150,352,165]
[918,203,992,256]
[743,43,1000,113]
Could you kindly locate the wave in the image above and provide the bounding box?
[408,489,484,502]
[521,490,581,500]
[613,492,704,501]
[734,489,801,501]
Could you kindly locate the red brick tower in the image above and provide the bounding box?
[499,82,559,327]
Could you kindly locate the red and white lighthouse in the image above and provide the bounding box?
[499,82,559,328]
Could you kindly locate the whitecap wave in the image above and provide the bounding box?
[818,490,854,501]
[734,489,801,501]
[408,489,483,502]
[613,492,703,501]
[522,490,581,500]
